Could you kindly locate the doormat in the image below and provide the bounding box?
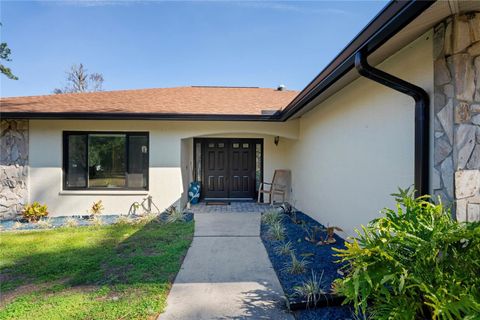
[205,201,230,206]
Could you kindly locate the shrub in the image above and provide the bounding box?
[334,188,480,319]
[262,209,283,225]
[283,251,309,275]
[21,202,49,222]
[267,221,285,241]
[64,217,79,228]
[166,207,184,223]
[139,212,159,224]
[275,241,293,256]
[89,200,104,216]
[115,215,133,225]
[37,218,53,229]
[294,270,326,307]
[90,215,103,227]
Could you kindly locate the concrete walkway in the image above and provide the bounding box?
[160,211,293,320]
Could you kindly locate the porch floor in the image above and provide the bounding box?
[190,201,272,213]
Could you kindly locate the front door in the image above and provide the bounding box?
[200,138,260,200]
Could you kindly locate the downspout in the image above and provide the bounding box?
[354,51,429,197]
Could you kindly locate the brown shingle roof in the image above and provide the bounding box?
[0,86,298,117]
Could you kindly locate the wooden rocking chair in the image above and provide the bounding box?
[257,170,291,204]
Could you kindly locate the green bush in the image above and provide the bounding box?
[334,188,480,320]
[21,202,49,222]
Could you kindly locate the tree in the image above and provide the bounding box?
[0,23,18,80]
[54,63,104,94]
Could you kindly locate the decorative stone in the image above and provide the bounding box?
[471,104,480,113]
[455,124,476,169]
[0,120,29,220]
[434,92,446,112]
[444,83,454,98]
[452,54,476,101]
[434,58,451,85]
[453,16,472,53]
[455,170,480,199]
[444,20,453,56]
[456,199,467,221]
[434,189,450,205]
[455,102,471,123]
[467,203,480,221]
[467,144,480,170]
[467,41,480,57]
[435,136,452,165]
[435,131,445,138]
[475,57,480,101]
[433,168,441,190]
[434,23,445,59]
[468,13,480,43]
[472,114,480,125]
[441,157,454,198]
[437,99,454,144]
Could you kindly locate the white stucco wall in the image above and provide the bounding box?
[28,120,298,216]
[289,31,434,237]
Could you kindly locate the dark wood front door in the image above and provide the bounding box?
[200,138,260,200]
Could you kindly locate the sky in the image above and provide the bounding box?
[1,0,388,97]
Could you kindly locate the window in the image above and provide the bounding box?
[63,132,149,190]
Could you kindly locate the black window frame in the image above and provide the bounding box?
[63,131,149,191]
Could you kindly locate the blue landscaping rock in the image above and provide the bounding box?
[294,306,355,320]
[1,212,193,231]
[260,210,354,318]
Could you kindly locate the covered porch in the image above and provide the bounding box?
[180,131,297,209]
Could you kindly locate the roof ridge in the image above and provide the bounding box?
[1,86,297,100]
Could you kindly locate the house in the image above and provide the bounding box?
[1,1,480,235]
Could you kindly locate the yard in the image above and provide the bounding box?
[0,219,194,320]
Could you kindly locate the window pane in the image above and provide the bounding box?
[88,134,126,188]
[66,134,87,188]
[195,142,202,182]
[255,143,262,191]
[128,135,148,188]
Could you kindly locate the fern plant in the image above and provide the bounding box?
[334,187,480,320]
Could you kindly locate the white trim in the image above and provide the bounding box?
[59,190,149,196]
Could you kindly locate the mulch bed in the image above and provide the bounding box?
[260,210,354,319]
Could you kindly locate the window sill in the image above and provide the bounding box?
[59,190,149,196]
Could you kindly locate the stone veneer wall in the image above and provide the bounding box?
[433,12,480,222]
[0,120,29,220]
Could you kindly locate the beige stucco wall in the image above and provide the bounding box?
[28,119,298,216]
[289,31,434,237]
[24,31,434,234]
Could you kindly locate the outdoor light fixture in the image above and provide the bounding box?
[274,136,280,146]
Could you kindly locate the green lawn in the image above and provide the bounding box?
[0,219,194,320]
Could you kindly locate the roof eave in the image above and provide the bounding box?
[0,111,282,122]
